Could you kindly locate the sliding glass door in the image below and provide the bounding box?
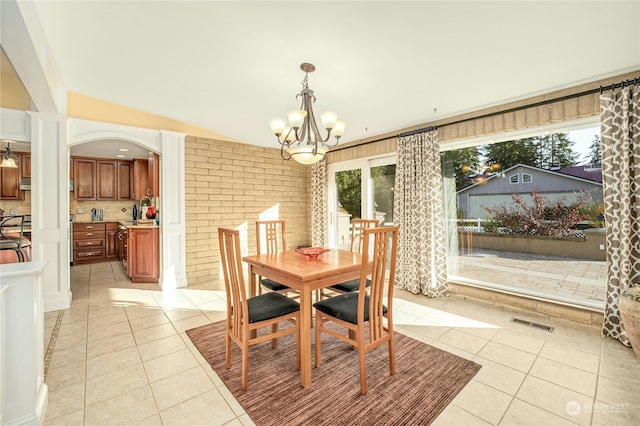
[328,155,396,249]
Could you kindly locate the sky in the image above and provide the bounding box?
[567,126,600,164]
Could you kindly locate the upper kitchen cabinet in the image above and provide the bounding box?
[0,158,23,200]
[73,156,133,201]
[131,153,160,200]
[118,161,133,200]
[73,158,97,200]
[148,152,159,197]
[132,158,148,201]
[21,154,31,178]
[96,160,117,200]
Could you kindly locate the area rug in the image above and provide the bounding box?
[187,321,481,425]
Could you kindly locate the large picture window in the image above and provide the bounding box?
[441,122,605,309]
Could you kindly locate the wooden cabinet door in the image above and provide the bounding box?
[105,223,119,259]
[148,152,159,197]
[132,159,149,201]
[117,161,133,200]
[128,227,159,282]
[96,160,117,200]
[74,158,96,200]
[0,158,23,200]
[21,154,31,178]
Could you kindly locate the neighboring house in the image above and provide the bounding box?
[456,163,603,219]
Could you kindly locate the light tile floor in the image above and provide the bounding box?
[43,261,640,426]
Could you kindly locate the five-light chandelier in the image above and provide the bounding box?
[270,63,345,165]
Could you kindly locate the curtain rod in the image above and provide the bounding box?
[330,75,640,152]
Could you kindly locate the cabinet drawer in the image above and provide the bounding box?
[75,231,105,240]
[74,222,106,232]
[74,249,105,261]
[74,239,105,249]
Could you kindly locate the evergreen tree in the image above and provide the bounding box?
[537,133,578,168]
[587,135,602,164]
[482,137,539,170]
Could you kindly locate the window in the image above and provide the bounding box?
[442,122,605,310]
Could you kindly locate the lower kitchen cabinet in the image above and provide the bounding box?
[73,222,106,263]
[105,222,119,259]
[127,227,159,283]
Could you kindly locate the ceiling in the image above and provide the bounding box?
[18,1,640,157]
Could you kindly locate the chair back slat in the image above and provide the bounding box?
[357,226,399,340]
[218,227,248,340]
[350,219,380,253]
[256,220,286,255]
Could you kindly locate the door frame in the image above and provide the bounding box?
[327,154,396,248]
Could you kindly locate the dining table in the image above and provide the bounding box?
[242,248,365,387]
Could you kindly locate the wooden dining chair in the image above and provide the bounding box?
[218,227,301,391]
[313,225,398,395]
[320,218,380,298]
[255,220,294,295]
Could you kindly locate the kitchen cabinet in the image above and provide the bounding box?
[73,222,106,263]
[105,222,119,259]
[0,156,23,200]
[148,152,160,197]
[74,158,97,200]
[118,161,133,200]
[132,158,149,201]
[73,157,133,201]
[96,160,117,200]
[127,226,159,283]
[21,154,31,178]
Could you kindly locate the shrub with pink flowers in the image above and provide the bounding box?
[484,192,589,237]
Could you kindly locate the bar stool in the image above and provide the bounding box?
[0,215,31,262]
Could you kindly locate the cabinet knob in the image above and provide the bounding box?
[86,233,93,236]
[86,226,93,229]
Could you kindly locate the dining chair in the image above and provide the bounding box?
[255,220,293,295]
[320,218,380,298]
[0,215,31,262]
[313,225,399,395]
[218,227,301,391]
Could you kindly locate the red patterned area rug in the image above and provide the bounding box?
[187,321,481,425]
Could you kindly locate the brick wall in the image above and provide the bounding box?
[185,136,311,284]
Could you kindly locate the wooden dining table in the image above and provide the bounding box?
[242,248,365,387]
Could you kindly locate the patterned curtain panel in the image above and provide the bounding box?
[394,130,448,297]
[601,85,640,347]
[311,161,328,247]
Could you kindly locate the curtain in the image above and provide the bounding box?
[394,130,448,296]
[601,85,640,346]
[311,161,328,247]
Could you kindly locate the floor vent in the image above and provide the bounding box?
[510,317,554,332]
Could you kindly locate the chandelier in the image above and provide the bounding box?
[270,63,345,165]
[1,141,18,168]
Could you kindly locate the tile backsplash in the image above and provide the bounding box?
[70,198,157,222]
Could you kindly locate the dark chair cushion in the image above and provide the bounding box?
[329,278,371,293]
[247,292,300,323]
[261,278,290,292]
[313,292,387,325]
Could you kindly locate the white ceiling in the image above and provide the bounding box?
[26,1,640,156]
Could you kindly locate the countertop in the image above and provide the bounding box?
[118,220,159,229]
[74,220,159,229]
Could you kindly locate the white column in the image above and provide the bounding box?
[0,261,48,425]
[29,112,71,312]
[159,131,187,289]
